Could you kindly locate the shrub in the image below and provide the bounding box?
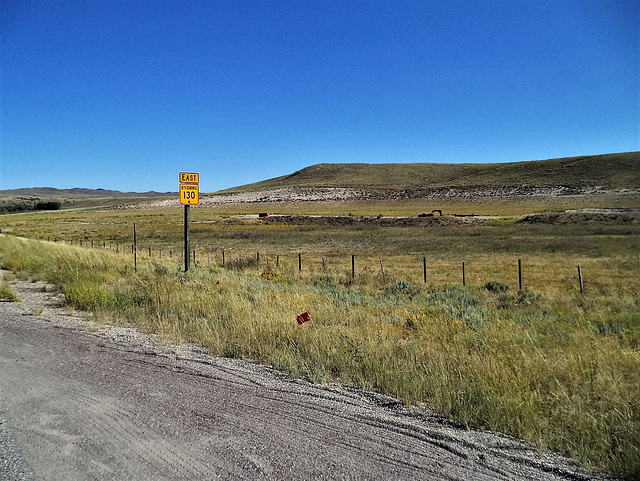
[426,287,489,329]
[225,256,258,269]
[384,280,417,296]
[517,288,540,306]
[314,276,337,289]
[484,280,509,292]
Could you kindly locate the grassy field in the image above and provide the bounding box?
[1,204,639,477]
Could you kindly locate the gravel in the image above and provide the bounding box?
[0,417,35,481]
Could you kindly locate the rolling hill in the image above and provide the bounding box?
[222,151,640,193]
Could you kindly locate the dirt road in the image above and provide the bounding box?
[0,278,617,480]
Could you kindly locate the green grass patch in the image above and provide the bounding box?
[0,281,19,301]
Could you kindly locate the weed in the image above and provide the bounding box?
[260,270,281,281]
[0,282,19,301]
[25,305,44,316]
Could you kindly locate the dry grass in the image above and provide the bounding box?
[1,226,639,477]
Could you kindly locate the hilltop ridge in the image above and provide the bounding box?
[221,152,640,193]
[0,187,174,198]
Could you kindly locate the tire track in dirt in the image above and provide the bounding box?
[0,327,223,480]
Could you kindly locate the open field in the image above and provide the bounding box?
[2,153,640,477]
[1,202,640,477]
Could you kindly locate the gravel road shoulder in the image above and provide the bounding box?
[0,273,621,480]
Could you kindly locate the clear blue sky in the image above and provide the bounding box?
[1,0,638,193]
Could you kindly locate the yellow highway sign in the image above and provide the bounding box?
[180,183,199,205]
[179,172,199,184]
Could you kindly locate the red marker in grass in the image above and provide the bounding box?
[297,312,311,325]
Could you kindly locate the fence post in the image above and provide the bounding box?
[277,255,280,267]
[352,254,355,279]
[257,252,260,264]
[423,257,427,284]
[518,258,523,291]
[222,249,225,267]
[462,261,466,287]
[298,253,302,271]
[380,258,385,282]
[133,222,137,271]
[578,266,584,293]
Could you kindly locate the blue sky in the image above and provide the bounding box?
[1,0,638,193]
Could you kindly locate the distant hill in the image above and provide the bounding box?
[221,152,640,193]
[0,187,176,213]
[0,187,175,198]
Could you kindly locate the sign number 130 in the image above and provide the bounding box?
[180,184,199,205]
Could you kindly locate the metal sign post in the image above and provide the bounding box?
[179,172,199,272]
[184,204,190,271]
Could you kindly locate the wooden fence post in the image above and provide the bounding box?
[380,258,385,282]
[518,259,523,291]
[578,266,584,293]
[352,254,355,279]
[298,253,302,271]
[462,261,466,287]
[423,257,427,284]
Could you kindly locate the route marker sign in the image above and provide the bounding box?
[179,172,200,272]
[179,172,199,184]
[180,183,199,205]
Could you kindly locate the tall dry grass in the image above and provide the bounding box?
[1,233,639,477]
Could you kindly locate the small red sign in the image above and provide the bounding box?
[297,312,311,325]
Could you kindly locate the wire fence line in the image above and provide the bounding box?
[31,235,630,295]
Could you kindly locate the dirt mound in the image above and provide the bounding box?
[520,210,640,225]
